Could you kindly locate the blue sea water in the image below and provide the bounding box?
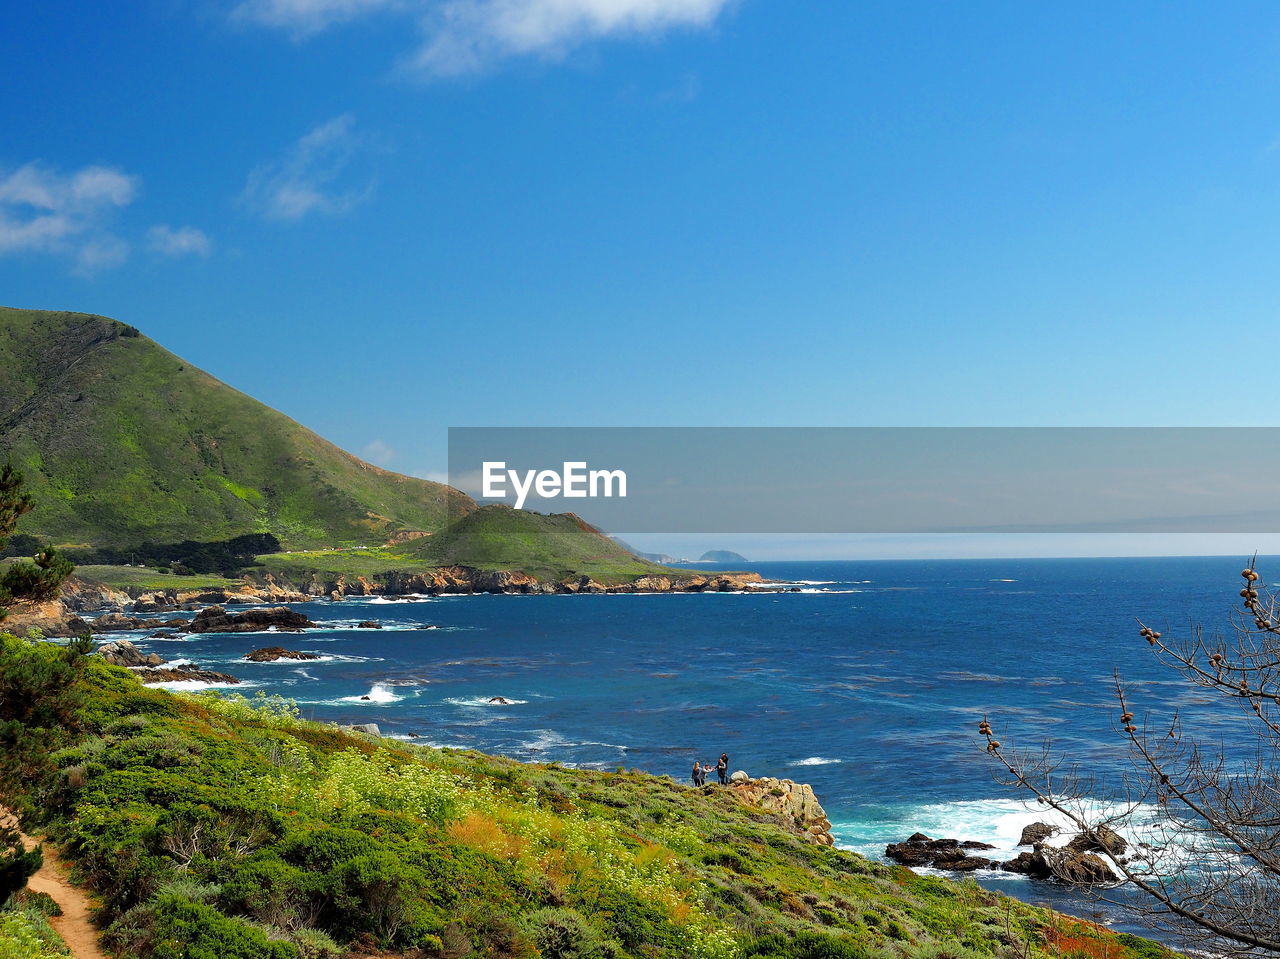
[98,555,1269,938]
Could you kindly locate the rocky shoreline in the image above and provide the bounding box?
[3,568,775,638]
[885,822,1132,885]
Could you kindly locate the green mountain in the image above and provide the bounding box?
[0,307,474,549]
[408,504,674,581]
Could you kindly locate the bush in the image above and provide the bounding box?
[0,548,73,603]
[522,907,619,959]
[144,893,299,959]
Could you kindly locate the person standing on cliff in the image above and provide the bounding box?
[716,753,729,785]
[691,761,703,787]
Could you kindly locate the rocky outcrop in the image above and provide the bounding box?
[60,577,131,612]
[91,612,188,632]
[244,646,321,663]
[0,598,93,638]
[1018,822,1057,846]
[356,620,381,629]
[884,834,998,872]
[1065,825,1127,857]
[728,776,834,846]
[1002,848,1118,884]
[97,639,240,686]
[98,639,165,667]
[185,605,315,633]
[886,825,1125,886]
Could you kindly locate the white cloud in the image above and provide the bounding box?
[231,0,732,75]
[417,0,730,74]
[148,224,213,257]
[0,162,139,274]
[362,439,397,465]
[240,115,373,221]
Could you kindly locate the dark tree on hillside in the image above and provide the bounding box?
[981,563,1280,955]
[0,464,33,553]
[0,464,72,621]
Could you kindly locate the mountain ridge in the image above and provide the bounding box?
[0,306,474,549]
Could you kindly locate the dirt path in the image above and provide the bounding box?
[15,824,109,959]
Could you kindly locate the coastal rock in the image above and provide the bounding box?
[243,646,321,663]
[1065,825,1127,857]
[98,639,164,667]
[96,639,241,685]
[183,605,315,634]
[1002,849,1118,885]
[728,776,835,846]
[0,597,93,638]
[91,612,183,632]
[343,723,381,737]
[1018,822,1057,846]
[729,770,749,783]
[357,620,381,629]
[884,835,998,871]
[60,577,131,612]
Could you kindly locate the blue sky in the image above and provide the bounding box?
[5,2,1280,556]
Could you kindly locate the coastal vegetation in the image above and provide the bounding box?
[0,632,1177,959]
[0,464,73,623]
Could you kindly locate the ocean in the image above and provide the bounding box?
[96,555,1269,938]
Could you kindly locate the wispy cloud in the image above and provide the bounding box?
[240,114,373,221]
[232,0,733,76]
[234,0,399,35]
[362,438,397,465]
[0,162,139,274]
[147,224,213,257]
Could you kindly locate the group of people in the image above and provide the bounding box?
[692,753,729,786]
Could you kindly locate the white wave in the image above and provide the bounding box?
[790,756,843,766]
[292,668,319,681]
[794,588,863,594]
[444,696,529,707]
[237,653,384,665]
[830,796,1198,879]
[352,595,435,605]
[990,578,1017,583]
[340,682,406,705]
[163,658,193,667]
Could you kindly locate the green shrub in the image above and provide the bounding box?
[145,893,300,959]
[522,907,619,959]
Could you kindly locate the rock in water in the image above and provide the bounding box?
[97,639,241,685]
[356,620,381,629]
[98,640,157,667]
[884,835,998,871]
[244,646,321,663]
[1065,825,1128,857]
[184,605,315,634]
[1018,822,1057,846]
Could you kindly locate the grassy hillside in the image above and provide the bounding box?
[408,505,678,582]
[0,633,1176,959]
[0,307,473,549]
